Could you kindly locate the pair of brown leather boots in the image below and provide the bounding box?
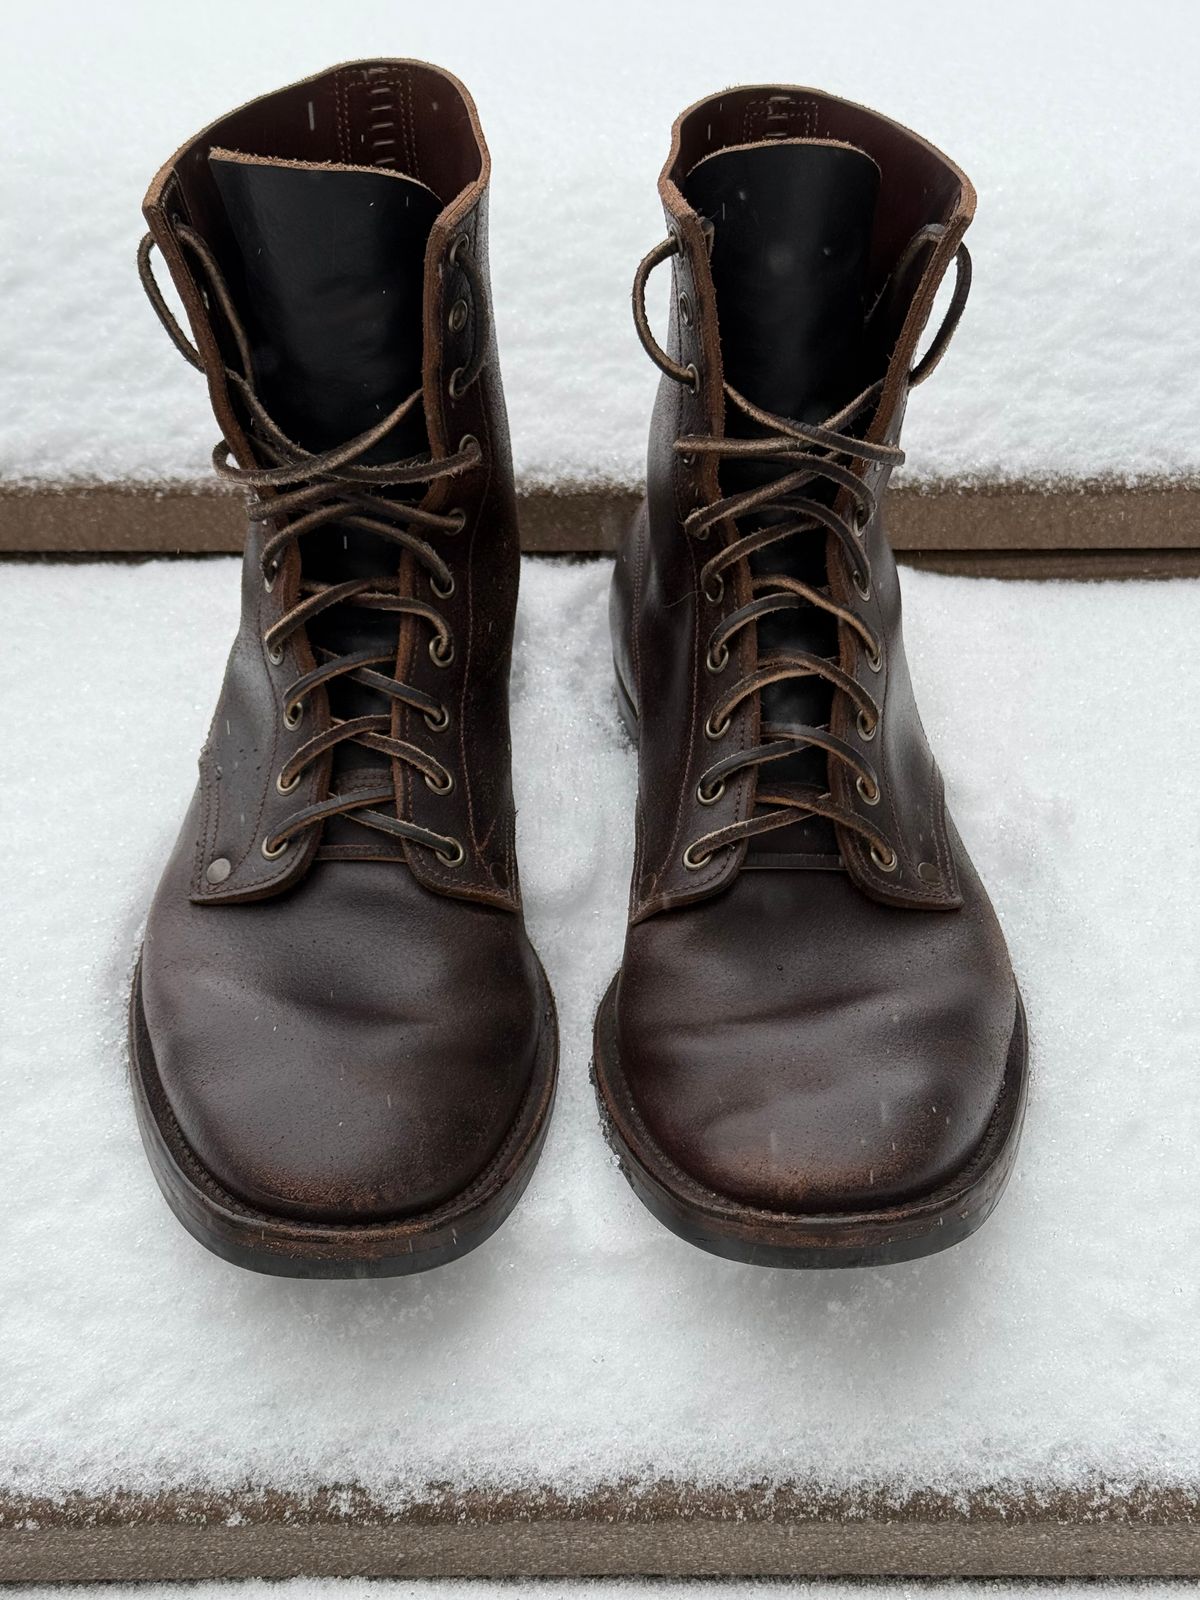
[131,61,1027,1278]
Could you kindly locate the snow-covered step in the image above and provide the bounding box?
[2,556,1198,1579]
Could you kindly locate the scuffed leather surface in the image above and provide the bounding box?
[144,801,543,1221]
[135,63,548,1228]
[609,85,1019,1217]
[614,824,1015,1212]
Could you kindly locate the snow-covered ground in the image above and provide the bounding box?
[1,0,1198,490]
[2,555,1199,1506]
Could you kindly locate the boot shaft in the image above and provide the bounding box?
[141,62,523,910]
[617,86,974,916]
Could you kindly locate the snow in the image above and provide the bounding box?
[1,0,1198,491]
[2,553,1199,1509]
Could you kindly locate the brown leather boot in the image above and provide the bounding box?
[594,87,1028,1268]
[130,61,557,1277]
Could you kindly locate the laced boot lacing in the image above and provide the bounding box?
[139,225,489,868]
[632,222,971,874]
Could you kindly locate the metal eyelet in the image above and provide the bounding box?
[448,298,469,333]
[266,641,284,666]
[275,769,300,795]
[853,511,869,539]
[424,704,450,732]
[431,571,455,600]
[683,841,713,871]
[706,641,729,673]
[853,570,872,602]
[704,709,730,740]
[857,709,878,742]
[697,777,725,806]
[856,774,880,806]
[445,506,468,534]
[425,768,454,795]
[678,291,693,326]
[436,839,465,867]
[702,573,724,604]
[261,835,289,859]
[263,560,279,592]
[458,433,479,460]
[870,843,900,873]
[283,700,303,729]
[685,362,701,394]
[430,635,455,668]
[448,366,466,400]
[449,232,471,267]
[864,642,883,673]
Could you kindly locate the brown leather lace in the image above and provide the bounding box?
[138,226,488,868]
[632,224,971,874]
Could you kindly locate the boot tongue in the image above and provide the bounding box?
[684,140,880,425]
[683,140,880,864]
[210,152,445,832]
[210,150,442,461]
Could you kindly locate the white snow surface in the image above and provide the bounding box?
[2,0,1198,490]
[2,554,1199,1506]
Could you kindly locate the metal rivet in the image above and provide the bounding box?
[205,857,231,885]
[918,861,941,884]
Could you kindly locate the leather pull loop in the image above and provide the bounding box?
[137,233,204,372]
[631,234,696,387]
[909,237,973,387]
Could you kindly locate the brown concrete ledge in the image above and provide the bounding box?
[2,1482,1198,1581]
[2,480,1198,568]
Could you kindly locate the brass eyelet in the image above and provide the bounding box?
[431,571,455,600]
[425,768,454,795]
[283,700,303,730]
[856,773,881,806]
[685,362,701,394]
[706,641,729,673]
[865,642,883,673]
[436,839,465,867]
[261,835,289,859]
[448,298,469,333]
[266,641,284,666]
[870,843,900,873]
[449,232,471,266]
[697,777,725,806]
[458,433,479,460]
[275,769,300,795]
[678,291,693,326]
[857,709,878,742]
[448,366,466,400]
[430,635,455,668]
[702,573,724,604]
[853,570,872,602]
[704,709,730,740]
[425,703,450,732]
[683,841,713,871]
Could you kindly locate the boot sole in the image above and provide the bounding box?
[600,657,1028,1268]
[128,957,558,1279]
